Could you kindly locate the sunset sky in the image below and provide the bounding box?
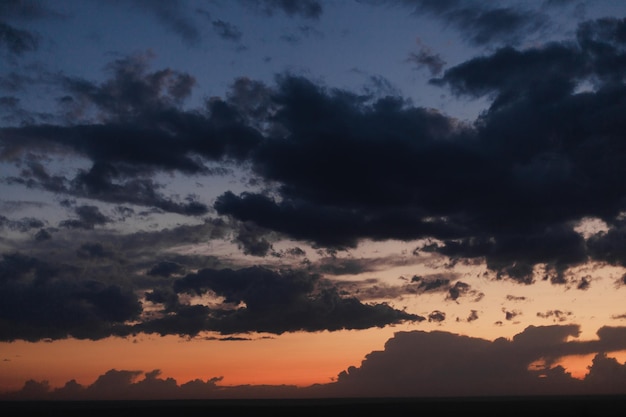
[3,0,626,400]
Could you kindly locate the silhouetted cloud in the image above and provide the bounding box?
[0,253,141,341]
[4,17,626,288]
[146,266,424,336]
[7,325,626,399]
[319,324,626,397]
[147,261,185,277]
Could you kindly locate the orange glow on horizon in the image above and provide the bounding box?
[0,328,396,393]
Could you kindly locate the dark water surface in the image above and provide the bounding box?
[2,395,625,416]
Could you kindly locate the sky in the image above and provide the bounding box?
[3,0,626,401]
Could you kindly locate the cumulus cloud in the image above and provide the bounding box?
[4,15,626,348]
[317,324,626,398]
[0,253,141,341]
[6,325,626,400]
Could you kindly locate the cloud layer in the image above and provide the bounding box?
[4,324,626,400]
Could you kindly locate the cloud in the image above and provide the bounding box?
[6,17,626,285]
[147,261,185,277]
[76,242,115,259]
[0,0,60,57]
[7,325,626,399]
[61,52,197,122]
[428,310,446,322]
[212,19,243,42]
[318,324,626,397]
[59,205,111,230]
[0,22,38,55]
[0,0,61,21]
[0,215,45,232]
[537,309,573,322]
[122,0,202,45]
[3,369,226,401]
[0,253,141,341]
[232,221,274,257]
[0,54,260,214]
[406,38,446,76]
[390,0,549,46]
[140,266,424,336]
[239,0,323,19]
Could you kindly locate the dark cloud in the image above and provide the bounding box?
[239,0,323,19]
[233,221,274,257]
[435,226,588,284]
[0,215,44,232]
[59,205,111,230]
[214,75,473,248]
[76,242,114,259]
[0,253,141,341]
[141,266,424,336]
[5,17,626,286]
[0,55,262,214]
[212,19,242,42]
[504,309,522,321]
[391,0,549,46]
[313,255,406,276]
[446,281,473,301]
[466,309,479,322]
[334,270,470,302]
[147,261,185,277]
[0,21,38,55]
[416,276,449,292]
[0,0,60,57]
[537,310,573,322]
[61,52,197,122]
[587,225,626,267]
[319,324,626,398]
[577,275,591,290]
[0,0,61,21]
[7,325,626,399]
[406,38,446,76]
[1,368,307,401]
[34,228,51,241]
[428,310,446,322]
